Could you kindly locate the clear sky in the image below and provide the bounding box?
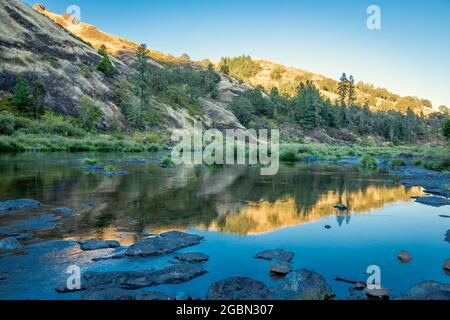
[24,0,450,108]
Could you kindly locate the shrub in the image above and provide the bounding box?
[443,119,450,140]
[104,164,117,172]
[82,158,99,165]
[0,112,15,135]
[280,150,299,162]
[96,56,117,77]
[361,155,378,167]
[390,159,406,167]
[162,156,174,166]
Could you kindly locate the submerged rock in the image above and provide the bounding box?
[271,269,335,300]
[16,233,33,241]
[270,259,292,275]
[123,158,146,164]
[444,259,450,272]
[206,277,273,300]
[55,208,75,216]
[255,249,294,263]
[82,288,175,301]
[0,199,41,213]
[396,281,450,300]
[0,214,61,234]
[366,287,391,300]
[79,240,121,251]
[324,225,332,230]
[56,264,207,292]
[175,252,209,263]
[0,237,23,250]
[81,164,105,171]
[413,196,449,207]
[125,231,204,257]
[397,251,413,263]
[82,200,96,208]
[99,171,129,176]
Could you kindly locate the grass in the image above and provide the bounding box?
[82,158,99,165]
[104,164,117,172]
[161,156,174,166]
[361,155,378,168]
[390,159,407,167]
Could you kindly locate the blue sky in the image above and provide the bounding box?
[24,0,450,108]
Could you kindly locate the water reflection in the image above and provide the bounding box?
[0,153,424,239]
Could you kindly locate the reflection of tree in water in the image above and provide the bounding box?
[0,156,424,237]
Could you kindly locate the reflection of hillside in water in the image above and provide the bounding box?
[206,185,424,235]
[0,155,425,239]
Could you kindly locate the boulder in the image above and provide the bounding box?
[175,252,209,263]
[270,259,292,275]
[56,264,207,292]
[413,196,449,207]
[82,288,175,300]
[444,259,450,272]
[271,269,335,300]
[0,237,23,250]
[396,281,450,300]
[397,251,413,263]
[125,231,204,257]
[79,240,121,251]
[365,287,391,300]
[206,277,273,300]
[255,249,294,263]
[0,199,41,213]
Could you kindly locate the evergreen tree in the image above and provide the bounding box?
[293,81,322,129]
[31,80,46,120]
[12,75,33,114]
[134,44,150,115]
[348,75,356,106]
[443,119,450,140]
[337,73,348,106]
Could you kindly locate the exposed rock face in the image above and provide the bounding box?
[271,269,335,300]
[396,281,450,300]
[0,0,127,128]
[270,259,292,275]
[175,252,209,263]
[56,263,207,292]
[81,288,174,301]
[255,249,294,263]
[125,231,204,257]
[206,277,273,300]
[78,240,121,251]
[0,199,41,213]
[397,251,413,263]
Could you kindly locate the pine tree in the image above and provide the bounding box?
[134,44,150,115]
[31,80,46,120]
[337,73,348,106]
[96,55,117,77]
[348,75,356,106]
[12,75,33,114]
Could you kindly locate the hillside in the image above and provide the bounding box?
[218,58,436,116]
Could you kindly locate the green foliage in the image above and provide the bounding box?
[104,164,117,172]
[162,156,174,166]
[218,55,261,81]
[12,75,33,114]
[443,119,450,140]
[82,158,99,165]
[228,97,254,127]
[79,98,103,131]
[96,55,117,77]
[280,150,299,162]
[423,157,450,172]
[361,154,378,167]
[292,81,322,129]
[390,159,406,166]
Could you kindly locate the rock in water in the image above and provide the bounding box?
[414,196,449,207]
[334,204,348,211]
[206,277,273,300]
[82,288,174,301]
[271,269,335,300]
[0,237,23,250]
[397,251,413,263]
[175,252,209,263]
[255,249,294,263]
[125,231,204,257]
[365,287,391,300]
[79,240,121,251]
[445,230,450,243]
[0,199,41,213]
[55,208,75,216]
[270,259,292,275]
[56,264,207,292]
[396,281,450,300]
[444,259,450,272]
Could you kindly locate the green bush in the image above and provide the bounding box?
[82,158,99,165]
[104,164,117,172]
[162,156,174,166]
[361,154,378,167]
[390,159,406,166]
[96,56,117,77]
[280,150,299,162]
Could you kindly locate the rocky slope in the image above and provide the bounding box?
[0,0,247,134]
